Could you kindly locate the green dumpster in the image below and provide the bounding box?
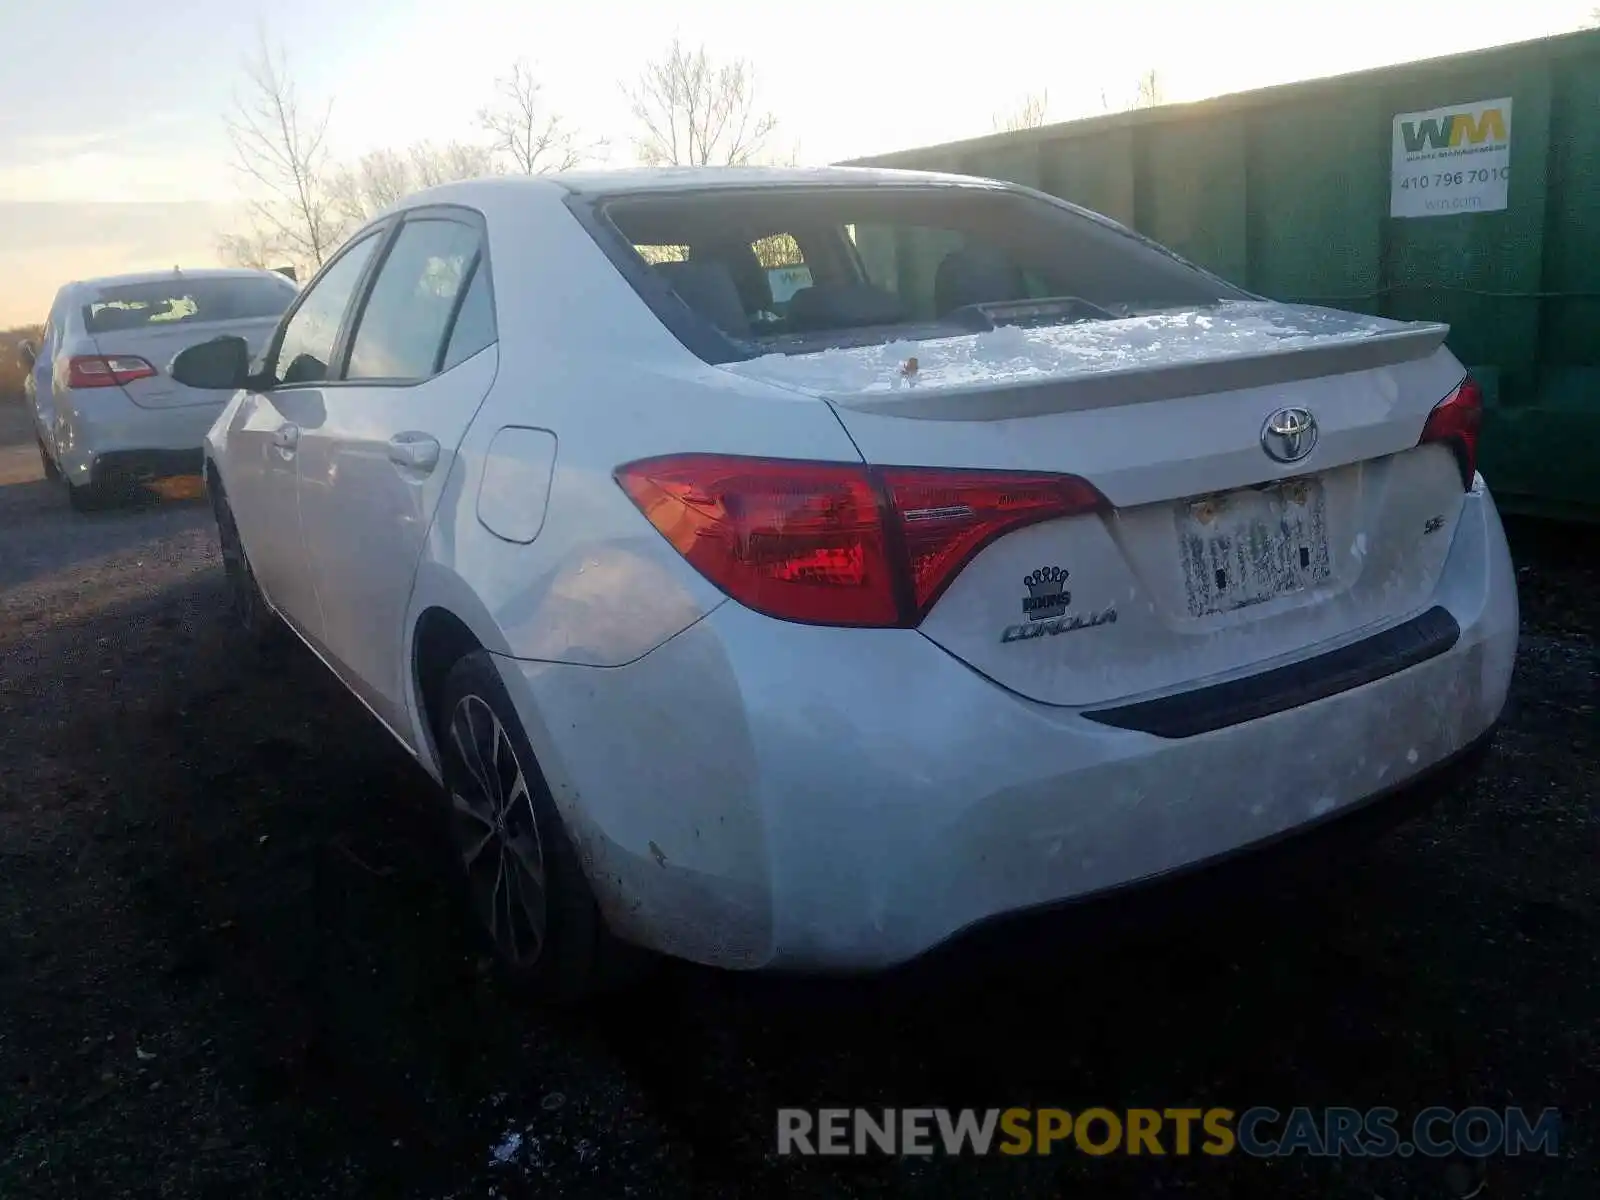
[844,29,1600,521]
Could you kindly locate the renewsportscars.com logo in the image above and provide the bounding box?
[1399,106,1508,154]
[776,1106,1562,1159]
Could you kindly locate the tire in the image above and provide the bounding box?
[436,650,639,1001]
[210,482,287,652]
[36,437,60,483]
[67,476,120,512]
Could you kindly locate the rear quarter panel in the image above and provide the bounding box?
[402,184,867,769]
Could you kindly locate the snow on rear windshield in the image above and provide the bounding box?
[720,303,1405,395]
[83,276,296,334]
[598,186,1244,360]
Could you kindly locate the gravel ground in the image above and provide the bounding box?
[0,398,1595,1199]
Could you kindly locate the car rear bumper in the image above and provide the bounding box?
[55,391,222,484]
[87,447,205,484]
[918,721,1497,970]
[498,480,1519,971]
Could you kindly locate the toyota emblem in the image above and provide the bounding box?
[1260,407,1319,464]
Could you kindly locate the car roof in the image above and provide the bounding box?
[547,164,996,195]
[69,267,291,294]
[401,165,1002,212]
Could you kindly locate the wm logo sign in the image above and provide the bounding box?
[1400,107,1508,152]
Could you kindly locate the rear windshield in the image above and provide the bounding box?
[82,276,297,334]
[591,185,1245,361]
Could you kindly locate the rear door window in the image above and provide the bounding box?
[343,217,486,382]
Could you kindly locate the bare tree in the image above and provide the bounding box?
[1131,68,1165,110]
[994,90,1050,132]
[326,148,409,229]
[327,141,497,228]
[625,39,778,166]
[410,140,499,187]
[216,229,281,270]
[479,60,597,174]
[1098,70,1165,113]
[225,35,339,270]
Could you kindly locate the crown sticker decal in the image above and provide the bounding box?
[1022,566,1071,621]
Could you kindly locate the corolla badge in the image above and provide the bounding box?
[1260,406,1319,464]
[1004,565,1117,644]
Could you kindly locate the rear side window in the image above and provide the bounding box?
[440,261,496,371]
[634,243,689,264]
[344,218,486,382]
[593,186,1242,362]
[751,232,812,308]
[82,275,296,334]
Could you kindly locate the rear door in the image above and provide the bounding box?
[293,208,499,741]
[223,235,386,643]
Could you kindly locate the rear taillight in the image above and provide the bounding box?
[67,355,157,389]
[615,454,1107,627]
[1418,375,1482,490]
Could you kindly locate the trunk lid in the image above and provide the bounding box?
[719,301,1472,709]
[94,316,280,409]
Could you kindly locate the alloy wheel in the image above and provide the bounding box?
[448,693,548,967]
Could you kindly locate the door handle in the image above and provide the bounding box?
[387,432,440,473]
[271,424,300,450]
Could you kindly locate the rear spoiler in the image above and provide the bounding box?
[825,322,1450,422]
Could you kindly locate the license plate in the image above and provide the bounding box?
[1178,478,1332,617]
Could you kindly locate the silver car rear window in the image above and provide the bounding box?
[83,276,297,334]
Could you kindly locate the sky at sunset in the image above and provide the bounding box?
[2,0,1594,324]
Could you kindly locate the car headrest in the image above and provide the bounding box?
[784,283,906,332]
[934,246,1027,317]
[691,243,774,313]
[654,260,750,337]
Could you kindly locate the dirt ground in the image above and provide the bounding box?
[1,398,1595,1199]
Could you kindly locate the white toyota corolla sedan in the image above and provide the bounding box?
[171,167,1518,997]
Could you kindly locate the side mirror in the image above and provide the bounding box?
[17,339,36,368]
[170,335,251,390]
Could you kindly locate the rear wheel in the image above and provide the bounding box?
[66,475,121,512]
[36,437,60,483]
[211,482,285,650]
[437,651,638,1001]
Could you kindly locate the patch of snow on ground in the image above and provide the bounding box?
[489,1130,522,1166]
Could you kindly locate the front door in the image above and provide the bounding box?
[294,212,499,742]
[225,230,385,642]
